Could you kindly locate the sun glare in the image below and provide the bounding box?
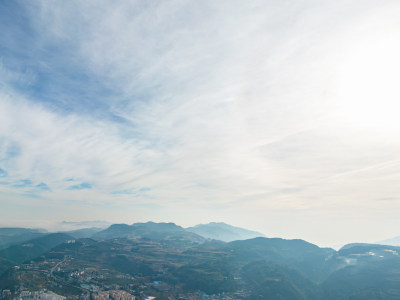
[334,34,400,131]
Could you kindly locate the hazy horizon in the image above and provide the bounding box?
[0,218,396,249]
[1,0,400,248]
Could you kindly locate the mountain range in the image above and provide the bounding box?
[186,222,265,242]
[0,222,400,299]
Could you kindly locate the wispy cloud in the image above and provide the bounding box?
[0,168,7,177]
[67,183,92,190]
[14,179,33,188]
[36,182,50,191]
[1,0,400,245]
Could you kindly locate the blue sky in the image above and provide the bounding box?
[1,0,400,246]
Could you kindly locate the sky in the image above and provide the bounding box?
[1,0,400,247]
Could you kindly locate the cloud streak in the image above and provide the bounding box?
[1,0,400,246]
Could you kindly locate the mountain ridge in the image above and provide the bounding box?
[1,223,400,298]
[186,222,265,242]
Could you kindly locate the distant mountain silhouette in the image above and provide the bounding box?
[92,222,205,246]
[186,222,265,242]
[58,220,110,230]
[61,227,104,239]
[376,235,400,246]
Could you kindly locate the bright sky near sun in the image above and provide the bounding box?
[1,0,400,246]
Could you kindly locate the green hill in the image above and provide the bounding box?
[0,228,46,250]
[0,233,73,263]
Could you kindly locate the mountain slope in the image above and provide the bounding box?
[322,258,400,299]
[0,228,46,250]
[226,237,336,282]
[186,222,265,242]
[242,260,321,299]
[0,233,73,264]
[0,257,13,276]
